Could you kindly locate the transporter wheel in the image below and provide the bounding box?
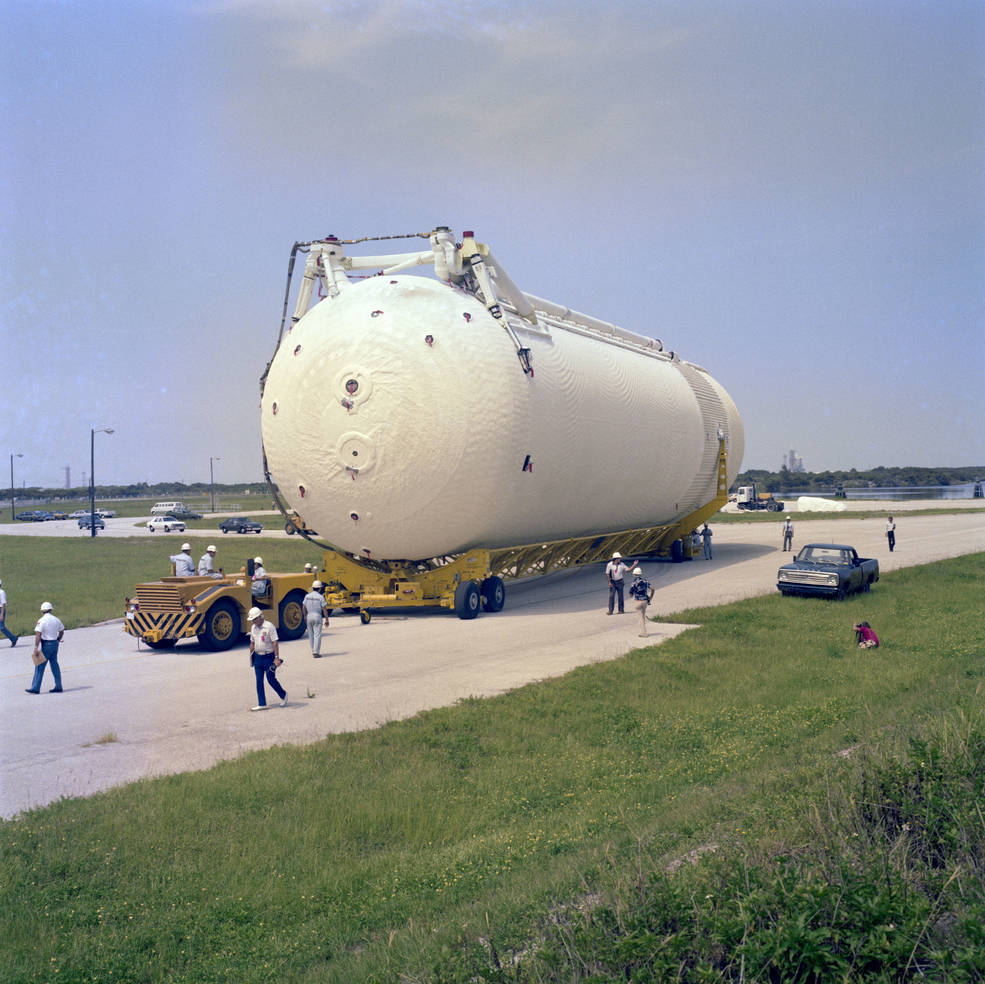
[454,580,481,620]
[480,576,506,613]
[360,610,371,625]
[144,637,177,650]
[670,539,685,563]
[199,600,240,651]
[277,590,306,640]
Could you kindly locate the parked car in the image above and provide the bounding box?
[777,543,879,599]
[218,516,264,534]
[78,515,105,530]
[16,510,50,521]
[147,515,186,533]
[47,511,68,521]
[96,509,117,518]
[69,509,89,519]
[170,506,203,520]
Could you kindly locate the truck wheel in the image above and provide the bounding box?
[360,610,371,625]
[670,539,685,563]
[145,637,177,650]
[238,526,246,534]
[199,600,240,651]
[285,523,296,535]
[480,576,506,613]
[278,590,306,640]
[836,587,847,601]
[454,580,481,619]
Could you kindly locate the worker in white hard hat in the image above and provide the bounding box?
[247,606,286,711]
[781,515,794,552]
[604,551,634,615]
[251,556,268,597]
[628,567,655,638]
[27,601,65,694]
[302,579,330,658]
[170,543,196,576]
[198,544,221,577]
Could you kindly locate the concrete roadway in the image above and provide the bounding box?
[1,507,983,819]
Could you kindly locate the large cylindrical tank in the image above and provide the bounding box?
[261,275,743,560]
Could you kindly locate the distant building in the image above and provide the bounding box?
[783,449,805,473]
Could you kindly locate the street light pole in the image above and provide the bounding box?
[9,453,23,522]
[210,456,221,513]
[89,428,114,538]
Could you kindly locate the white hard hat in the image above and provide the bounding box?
[612,552,622,559]
[304,563,313,571]
[312,580,323,589]
[254,556,263,564]
[786,515,790,519]
[40,601,53,612]
[207,544,217,553]
[633,567,643,575]
[181,542,191,551]
[247,607,263,621]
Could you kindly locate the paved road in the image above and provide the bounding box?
[2,509,983,818]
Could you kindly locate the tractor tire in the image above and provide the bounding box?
[454,580,481,620]
[278,590,306,640]
[198,600,240,651]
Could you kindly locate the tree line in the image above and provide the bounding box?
[735,464,984,494]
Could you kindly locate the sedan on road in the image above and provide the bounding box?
[218,516,264,534]
[78,515,105,530]
[147,516,187,533]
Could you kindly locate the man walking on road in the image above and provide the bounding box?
[781,516,794,551]
[27,601,64,694]
[886,516,896,552]
[0,579,18,647]
[303,581,329,657]
[248,606,287,711]
[628,567,655,637]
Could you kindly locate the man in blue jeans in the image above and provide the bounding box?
[248,606,287,711]
[0,579,19,647]
[27,601,64,694]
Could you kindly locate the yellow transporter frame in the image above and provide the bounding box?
[314,440,730,621]
[123,570,315,650]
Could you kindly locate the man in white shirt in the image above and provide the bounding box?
[198,545,220,577]
[886,516,896,552]
[782,517,794,552]
[0,579,18,647]
[605,552,633,615]
[170,543,195,576]
[248,606,287,710]
[27,601,65,694]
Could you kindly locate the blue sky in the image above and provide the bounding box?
[3,0,983,487]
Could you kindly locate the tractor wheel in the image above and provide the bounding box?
[480,576,506,613]
[454,580,481,620]
[360,610,371,625]
[198,600,240,651]
[278,590,306,640]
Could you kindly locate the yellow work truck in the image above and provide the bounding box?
[124,561,314,651]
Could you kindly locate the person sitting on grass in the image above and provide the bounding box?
[853,621,879,649]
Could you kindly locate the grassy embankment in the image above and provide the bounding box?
[2,553,983,982]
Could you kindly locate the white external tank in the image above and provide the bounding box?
[261,235,744,561]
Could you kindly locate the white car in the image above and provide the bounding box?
[96,509,117,518]
[147,515,186,533]
[69,509,89,519]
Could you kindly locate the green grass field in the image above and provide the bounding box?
[0,536,320,635]
[1,553,983,983]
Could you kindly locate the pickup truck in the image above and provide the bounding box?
[777,543,879,599]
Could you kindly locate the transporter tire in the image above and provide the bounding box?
[278,590,306,640]
[670,539,685,563]
[360,610,371,625]
[454,580,481,620]
[199,600,240,651]
[480,576,506,613]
